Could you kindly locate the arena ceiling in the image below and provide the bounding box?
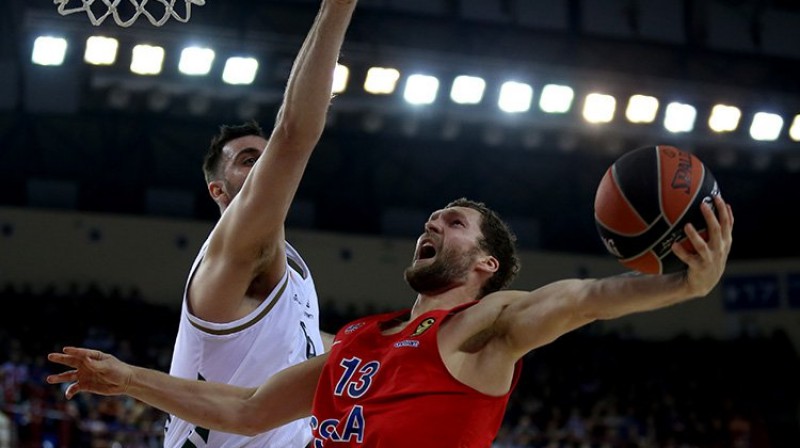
[2,0,799,261]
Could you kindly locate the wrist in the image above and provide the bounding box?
[670,270,700,299]
[125,365,147,396]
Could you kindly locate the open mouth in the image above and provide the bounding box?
[418,243,437,260]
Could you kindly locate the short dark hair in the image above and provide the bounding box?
[202,120,267,183]
[446,198,520,297]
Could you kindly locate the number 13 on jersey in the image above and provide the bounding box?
[311,357,381,445]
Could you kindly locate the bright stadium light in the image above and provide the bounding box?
[498,81,533,113]
[130,44,165,75]
[708,104,742,133]
[539,84,574,114]
[84,36,119,66]
[664,102,697,133]
[32,36,68,66]
[178,46,215,76]
[583,93,616,123]
[222,57,259,85]
[625,94,659,123]
[749,112,783,141]
[364,67,401,94]
[403,74,440,105]
[790,115,800,142]
[450,75,486,105]
[332,63,349,94]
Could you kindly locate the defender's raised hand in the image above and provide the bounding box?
[47,347,133,399]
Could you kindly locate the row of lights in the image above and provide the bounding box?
[31,35,800,143]
[33,35,263,85]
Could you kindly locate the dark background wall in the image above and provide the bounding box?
[2,0,799,260]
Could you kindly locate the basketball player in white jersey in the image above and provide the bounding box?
[164,1,358,446]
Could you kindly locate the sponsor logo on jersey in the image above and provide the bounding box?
[393,339,420,348]
[344,322,366,334]
[410,318,435,337]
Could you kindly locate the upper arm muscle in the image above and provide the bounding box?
[494,280,594,359]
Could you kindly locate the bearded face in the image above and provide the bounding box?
[404,244,481,294]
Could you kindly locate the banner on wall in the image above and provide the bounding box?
[788,273,800,309]
[721,275,780,311]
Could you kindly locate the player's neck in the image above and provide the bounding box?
[410,283,480,320]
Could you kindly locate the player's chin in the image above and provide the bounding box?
[412,256,435,267]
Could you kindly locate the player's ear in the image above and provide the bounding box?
[208,181,228,204]
[477,255,499,274]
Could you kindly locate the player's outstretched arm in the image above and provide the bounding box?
[487,195,733,359]
[47,347,327,435]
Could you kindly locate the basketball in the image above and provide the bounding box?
[594,145,721,274]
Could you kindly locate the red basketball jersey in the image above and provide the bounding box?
[310,303,522,447]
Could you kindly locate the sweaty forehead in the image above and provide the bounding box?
[428,206,482,223]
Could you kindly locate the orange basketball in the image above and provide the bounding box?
[594,145,721,274]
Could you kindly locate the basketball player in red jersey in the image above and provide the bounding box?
[47,195,733,447]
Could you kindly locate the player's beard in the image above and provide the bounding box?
[404,245,479,294]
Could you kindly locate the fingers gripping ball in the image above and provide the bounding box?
[594,145,721,274]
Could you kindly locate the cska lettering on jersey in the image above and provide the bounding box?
[310,406,365,446]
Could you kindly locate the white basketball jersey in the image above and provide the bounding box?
[165,240,324,448]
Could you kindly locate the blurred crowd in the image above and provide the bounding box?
[2,282,799,447]
[1,283,174,448]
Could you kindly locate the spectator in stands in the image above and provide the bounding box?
[0,410,11,448]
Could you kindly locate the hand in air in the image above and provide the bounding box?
[47,347,133,399]
[671,195,734,297]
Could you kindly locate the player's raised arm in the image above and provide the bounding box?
[191,0,357,321]
[47,347,327,436]
[226,0,357,236]
[489,195,733,360]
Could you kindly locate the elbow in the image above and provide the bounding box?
[273,105,325,148]
[231,408,271,437]
[216,391,272,436]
